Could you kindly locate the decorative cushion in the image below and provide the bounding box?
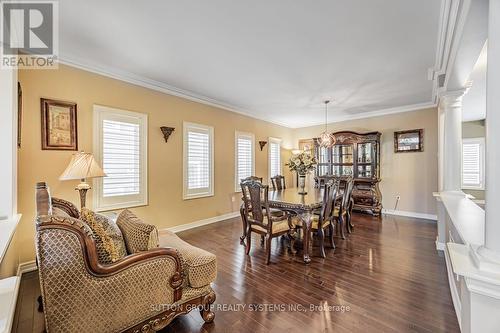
[159,230,217,288]
[80,208,127,264]
[116,209,159,254]
[251,218,290,234]
[292,216,330,230]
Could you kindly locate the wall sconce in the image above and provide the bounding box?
[259,141,267,151]
[160,126,175,142]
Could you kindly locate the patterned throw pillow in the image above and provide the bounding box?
[80,208,127,264]
[116,209,159,254]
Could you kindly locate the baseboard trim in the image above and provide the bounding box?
[382,209,437,221]
[16,260,37,276]
[166,211,240,234]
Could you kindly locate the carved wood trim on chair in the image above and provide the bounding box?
[52,197,80,218]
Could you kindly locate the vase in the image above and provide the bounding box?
[298,174,307,195]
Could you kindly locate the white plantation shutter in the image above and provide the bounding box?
[184,122,214,199]
[462,138,485,190]
[268,137,282,179]
[102,120,140,197]
[93,105,148,211]
[235,132,254,191]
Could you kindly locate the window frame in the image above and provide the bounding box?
[93,105,148,212]
[268,137,282,181]
[183,121,215,200]
[461,137,485,190]
[235,131,255,192]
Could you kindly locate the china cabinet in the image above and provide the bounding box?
[307,131,382,216]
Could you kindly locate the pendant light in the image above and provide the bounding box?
[319,100,335,147]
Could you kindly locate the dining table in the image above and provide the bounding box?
[239,185,329,264]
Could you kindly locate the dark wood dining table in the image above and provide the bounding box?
[239,185,327,264]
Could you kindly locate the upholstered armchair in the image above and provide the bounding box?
[34,183,216,333]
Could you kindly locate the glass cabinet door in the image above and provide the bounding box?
[357,143,373,163]
[332,145,353,163]
[318,146,330,163]
[357,165,373,178]
[317,164,331,176]
[333,165,354,176]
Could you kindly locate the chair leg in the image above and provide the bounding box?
[199,291,216,323]
[265,235,272,265]
[239,205,247,244]
[37,295,44,312]
[317,228,326,258]
[348,199,355,230]
[328,224,335,249]
[346,212,352,234]
[338,216,346,240]
[288,232,297,255]
[245,229,252,255]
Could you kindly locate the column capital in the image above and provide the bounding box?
[438,87,470,108]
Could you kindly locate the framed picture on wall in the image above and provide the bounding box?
[41,98,78,150]
[394,129,423,153]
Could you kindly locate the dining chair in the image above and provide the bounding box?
[314,175,335,188]
[241,176,263,183]
[241,180,294,264]
[239,176,263,243]
[270,175,286,191]
[334,177,355,239]
[293,180,339,258]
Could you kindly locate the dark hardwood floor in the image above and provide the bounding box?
[12,213,459,333]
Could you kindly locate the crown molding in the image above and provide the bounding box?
[58,56,437,130]
[289,101,437,128]
[57,55,292,128]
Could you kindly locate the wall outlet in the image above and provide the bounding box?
[231,196,235,202]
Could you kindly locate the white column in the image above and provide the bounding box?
[0,67,18,220]
[435,91,465,250]
[438,107,446,192]
[484,0,500,253]
[439,92,464,192]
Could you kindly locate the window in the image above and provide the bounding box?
[93,105,148,211]
[235,131,255,192]
[268,137,282,179]
[183,122,214,199]
[462,138,485,190]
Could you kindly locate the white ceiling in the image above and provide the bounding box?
[59,0,442,128]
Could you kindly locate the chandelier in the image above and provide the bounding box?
[318,100,335,147]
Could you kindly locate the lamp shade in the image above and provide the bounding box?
[59,152,106,181]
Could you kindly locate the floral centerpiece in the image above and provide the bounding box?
[286,152,317,194]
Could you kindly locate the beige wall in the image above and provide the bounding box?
[293,108,439,216]
[16,65,294,263]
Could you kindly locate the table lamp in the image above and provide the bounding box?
[59,152,106,209]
